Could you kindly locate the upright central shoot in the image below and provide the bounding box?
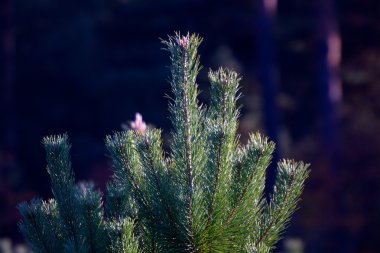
[164,33,206,251]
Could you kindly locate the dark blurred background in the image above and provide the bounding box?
[1,0,379,252]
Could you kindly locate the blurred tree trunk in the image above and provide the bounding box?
[316,0,345,252]
[256,0,280,189]
[317,0,341,159]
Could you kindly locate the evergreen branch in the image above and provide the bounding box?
[206,68,241,221]
[254,160,310,251]
[106,132,151,213]
[182,71,195,249]
[135,129,185,249]
[163,32,205,251]
[106,218,139,253]
[208,133,275,251]
[106,181,136,220]
[106,132,158,251]
[203,69,241,244]
[76,182,107,253]
[254,192,292,249]
[18,199,61,253]
[18,201,51,253]
[198,69,243,251]
[227,133,274,224]
[207,131,224,226]
[42,134,83,251]
[180,37,197,248]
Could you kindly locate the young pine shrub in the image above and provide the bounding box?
[18,33,310,253]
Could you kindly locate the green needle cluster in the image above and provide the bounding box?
[18,33,309,253]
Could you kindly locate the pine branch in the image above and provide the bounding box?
[162,32,206,251]
[207,69,240,211]
[18,199,61,253]
[199,68,241,251]
[106,218,139,253]
[76,182,107,253]
[228,133,275,223]
[106,132,151,214]
[135,129,185,250]
[106,181,136,220]
[211,133,275,251]
[254,160,310,251]
[106,131,157,251]
[42,134,84,251]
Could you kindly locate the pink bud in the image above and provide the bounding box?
[176,35,190,50]
[131,113,147,134]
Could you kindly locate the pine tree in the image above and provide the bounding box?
[18,32,310,253]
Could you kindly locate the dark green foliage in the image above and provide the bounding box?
[42,135,84,252]
[106,218,139,253]
[76,183,107,253]
[18,199,61,253]
[18,33,309,253]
